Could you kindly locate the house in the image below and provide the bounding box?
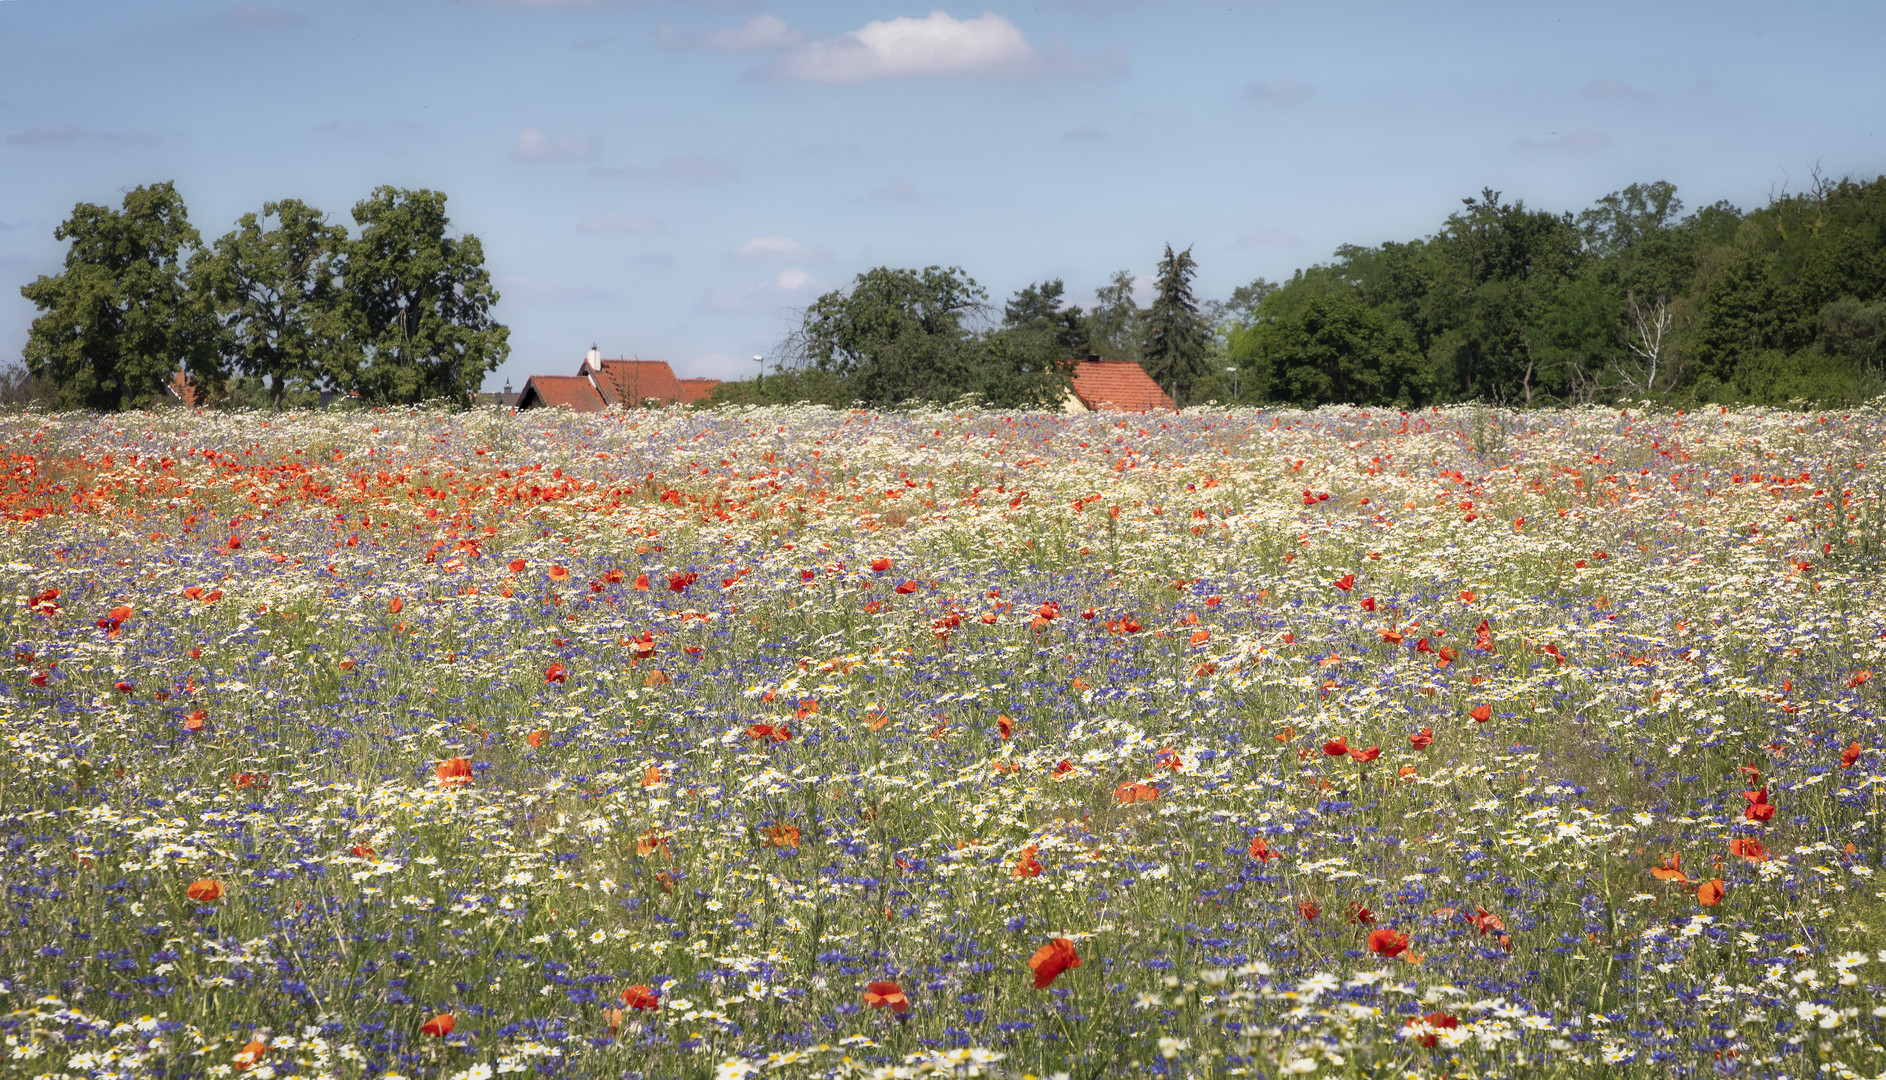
[1063,358,1175,413]
[515,347,721,411]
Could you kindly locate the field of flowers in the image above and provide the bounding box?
[2,401,1884,1080]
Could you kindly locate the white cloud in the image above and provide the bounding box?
[1514,129,1612,154]
[730,236,821,261]
[870,177,921,202]
[591,155,737,183]
[511,128,596,163]
[769,11,1041,82]
[1244,78,1313,106]
[578,211,667,235]
[706,268,821,310]
[658,14,804,51]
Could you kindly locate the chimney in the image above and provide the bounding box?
[586,344,602,371]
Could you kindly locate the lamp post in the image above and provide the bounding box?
[1226,366,1239,401]
[753,354,764,390]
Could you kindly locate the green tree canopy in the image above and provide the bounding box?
[345,187,508,406]
[21,182,218,410]
[792,265,987,407]
[1140,244,1212,406]
[1232,292,1430,408]
[196,199,351,411]
[1002,278,1091,356]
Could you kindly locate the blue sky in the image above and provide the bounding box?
[4,0,1884,392]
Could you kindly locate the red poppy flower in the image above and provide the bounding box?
[508,558,528,573]
[1247,836,1279,861]
[764,823,801,848]
[114,680,135,694]
[997,715,1014,740]
[232,1039,267,1071]
[1404,1011,1459,1048]
[1468,906,1505,935]
[420,1013,455,1037]
[437,757,474,787]
[895,580,920,595]
[1348,745,1381,763]
[1367,927,1409,958]
[1650,852,1687,882]
[621,984,660,1011]
[351,844,376,859]
[1298,900,1320,921]
[1346,903,1376,925]
[1322,737,1350,756]
[545,662,568,684]
[1028,938,1082,989]
[1332,573,1355,592]
[1697,878,1725,907]
[632,572,650,591]
[1360,596,1377,611]
[667,572,698,593]
[526,729,547,748]
[1114,782,1159,804]
[187,878,225,902]
[1841,742,1864,769]
[183,709,207,732]
[870,558,892,573]
[231,771,268,790]
[1052,759,1074,778]
[1409,727,1434,751]
[1729,838,1769,863]
[1743,787,1776,821]
[1850,670,1872,688]
[864,980,910,1013]
[1012,845,1043,878]
[1469,704,1492,723]
[547,565,570,582]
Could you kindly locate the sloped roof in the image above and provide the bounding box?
[1069,360,1174,412]
[517,375,606,412]
[169,372,201,408]
[675,378,721,404]
[595,360,684,407]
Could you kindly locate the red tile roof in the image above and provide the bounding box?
[1069,360,1174,412]
[517,375,606,412]
[675,378,721,404]
[595,360,685,407]
[169,372,201,408]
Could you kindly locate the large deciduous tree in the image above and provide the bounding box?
[21,182,219,411]
[1233,293,1430,408]
[791,265,987,407]
[1140,244,1211,406]
[197,199,351,411]
[345,187,507,406]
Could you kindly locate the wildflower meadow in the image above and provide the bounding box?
[3,402,1884,1080]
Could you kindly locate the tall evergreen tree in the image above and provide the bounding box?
[1002,279,1090,356]
[1140,244,1211,405]
[20,182,219,410]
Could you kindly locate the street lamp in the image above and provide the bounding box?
[753,354,764,389]
[1226,366,1239,401]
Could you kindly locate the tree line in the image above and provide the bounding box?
[11,182,508,411]
[723,171,1886,411]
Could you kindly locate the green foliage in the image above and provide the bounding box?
[1231,293,1430,407]
[20,182,219,411]
[1139,244,1212,406]
[1001,278,1091,357]
[1085,269,1142,365]
[344,187,509,407]
[195,199,352,411]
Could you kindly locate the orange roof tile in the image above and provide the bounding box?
[1069,360,1174,412]
[518,375,606,412]
[675,378,721,404]
[594,360,684,407]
